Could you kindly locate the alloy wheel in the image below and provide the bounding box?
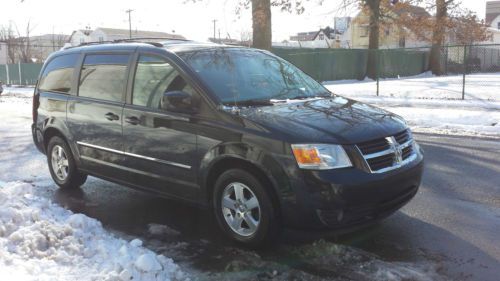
[51,145,69,181]
[221,182,261,237]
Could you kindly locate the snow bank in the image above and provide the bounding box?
[0,181,188,281]
[384,106,500,137]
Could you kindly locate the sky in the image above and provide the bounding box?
[0,0,489,42]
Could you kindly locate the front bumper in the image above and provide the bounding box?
[280,149,424,230]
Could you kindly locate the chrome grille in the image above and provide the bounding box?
[356,130,416,173]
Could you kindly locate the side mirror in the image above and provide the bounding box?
[160,91,199,114]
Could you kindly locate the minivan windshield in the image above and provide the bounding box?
[178,48,331,105]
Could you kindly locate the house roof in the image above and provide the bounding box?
[392,4,431,17]
[290,26,342,41]
[486,0,500,24]
[95,27,185,40]
[290,31,318,41]
[319,26,342,37]
[486,13,500,25]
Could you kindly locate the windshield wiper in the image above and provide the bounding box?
[223,99,274,107]
[275,93,332,100]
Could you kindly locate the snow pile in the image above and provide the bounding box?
[0,181,188,281]
[385,106,500,137]
[148,224,181,237]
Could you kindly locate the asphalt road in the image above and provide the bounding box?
[50,133,500,281]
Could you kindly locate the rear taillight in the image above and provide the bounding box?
[32,91,39,123]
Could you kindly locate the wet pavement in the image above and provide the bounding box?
[48,133,500,281]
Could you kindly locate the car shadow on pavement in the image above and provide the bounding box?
[52,175,499,281]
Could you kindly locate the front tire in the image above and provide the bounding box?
[213,169,280,247]
[47,136,87,189]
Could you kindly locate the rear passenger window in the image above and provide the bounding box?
[133,55,195,108]
[38,54,79,94]
[78,54,129,102]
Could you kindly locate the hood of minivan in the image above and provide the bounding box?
[238,96,407,144]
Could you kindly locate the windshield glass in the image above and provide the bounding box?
[178,48,330,105]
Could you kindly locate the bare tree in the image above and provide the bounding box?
[428,0,448,75]
[0,24,18,64]
[187,0,322,50]
[341,0,398,78]
[15,21,36,63]
[403,1,489,75]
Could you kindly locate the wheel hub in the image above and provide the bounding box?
[221,182,261,237]
[51,145,69,181]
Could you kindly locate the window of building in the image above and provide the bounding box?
[360,26,369,37]
[319,34,325,40]
[132,55,196,109]
[498,22,500,29]
[99,36,104,42]
[399,36,406,48]
[78,54,129,102]
[38,54,80,94]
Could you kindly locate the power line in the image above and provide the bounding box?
[0,43,67,48]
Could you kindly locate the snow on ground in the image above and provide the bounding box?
[0,181,186,281]
[324,72,500,101]
[0,92,187,281]
[1,86,34,97]
[0,79,495,280]
[324,73,500,138]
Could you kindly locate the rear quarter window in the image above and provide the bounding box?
[78,54,130,102]
[38,54,79,94]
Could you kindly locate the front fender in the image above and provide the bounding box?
[199,142,294,207]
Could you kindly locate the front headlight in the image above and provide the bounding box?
[291,144,352,170]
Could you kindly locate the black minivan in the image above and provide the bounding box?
[32,40,424,246]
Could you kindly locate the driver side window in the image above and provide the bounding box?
[132,55,195,109]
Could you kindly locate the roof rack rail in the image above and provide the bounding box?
[113,37,189,43]
[64,37,190,49]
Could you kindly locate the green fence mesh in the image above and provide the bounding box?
[272,47,430,81]
[0,63,43,85]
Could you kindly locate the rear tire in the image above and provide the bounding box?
[47,136,87,189]
[213,168,280,247]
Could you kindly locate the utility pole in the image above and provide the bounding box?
[126,9,134,39]
[212,19,217,42]
[52,26,55,52]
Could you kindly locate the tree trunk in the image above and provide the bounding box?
[251,0,272,50]
[366,0,380,79]
[429,0,447,75]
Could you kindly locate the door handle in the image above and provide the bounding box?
[125,116,140,125]
[105,112,119,121]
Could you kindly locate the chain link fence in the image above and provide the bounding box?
[1,44,499,100]
[0,63,43,86]
[273,44,500,100]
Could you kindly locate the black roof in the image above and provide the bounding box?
[55,40,244,57]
